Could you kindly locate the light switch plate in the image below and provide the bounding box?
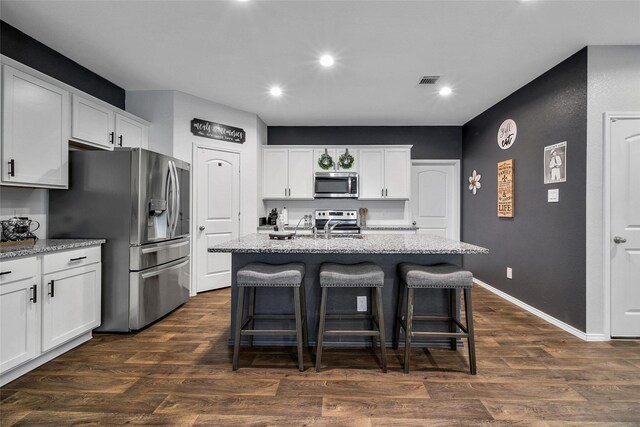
[548,189,559,203]
[357,296,367,312]
[507,267,513,279]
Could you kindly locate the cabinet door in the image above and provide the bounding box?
[1,66,69,188]
[262,148,289,199]
[384,148,411,199]
[359,148,385,199]
[71,95,115,150]
[0,279,39,373]
[41,264,101,352]
[115,113,149,149]
[288,149,314,199]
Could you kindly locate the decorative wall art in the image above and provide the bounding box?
[468,170,482,195]
[497,159,514,218]
[544,141,567,184]
[497,119,517,150]
[191,118,245,143]
[338,148,355,169]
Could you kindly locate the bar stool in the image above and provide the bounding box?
[316,262,387,372]
[233,262,308,371]
[394,263,476,374]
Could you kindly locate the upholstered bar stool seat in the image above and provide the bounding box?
[394,263,476,374]
[316,262,387,372]
[233,262,308,371]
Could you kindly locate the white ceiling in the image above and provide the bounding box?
[1,1,639,126]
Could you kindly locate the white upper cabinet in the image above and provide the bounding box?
[115,113,149,149]
[1,65,69,188]
[262,148,314,199]
[71,94,115,150]
[359,147,411,200]
[313,147,359,172]
[288,149,314,198]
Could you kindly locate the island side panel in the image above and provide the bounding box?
[230,252,462,348]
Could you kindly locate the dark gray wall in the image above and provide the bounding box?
[461,48,587,331]
[1,20,125,109]
[268,126,462,159]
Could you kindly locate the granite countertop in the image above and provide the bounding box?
[0,239,106,259]
[257,225,418,231]
[210,233,488,255]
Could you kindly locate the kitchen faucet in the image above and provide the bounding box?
[292,215,309,240]
[324,219,344,239]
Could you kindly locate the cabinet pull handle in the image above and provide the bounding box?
[285,188,287,197]
[70,256,87,262]
[382,188,384,197]
[0,271,12,276]
[7,159,15,177]
[30,284,37,303]
[48,280,55,298]
[118,135,123,147]
[385,188,388,197]
[109,132,115,145]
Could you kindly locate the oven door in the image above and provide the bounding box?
[129,257,190,330]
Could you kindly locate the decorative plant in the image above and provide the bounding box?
[318,148,334,170]
[469,170,481,195]
[338,148,355,169]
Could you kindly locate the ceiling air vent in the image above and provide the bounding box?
[418,76,440,85]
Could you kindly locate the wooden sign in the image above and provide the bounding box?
[191,118,245,143]
[498,159,514,218]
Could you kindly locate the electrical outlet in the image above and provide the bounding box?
[357,296,367,312]
[507,267,513,279]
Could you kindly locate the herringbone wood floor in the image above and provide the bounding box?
[1,285,640,426]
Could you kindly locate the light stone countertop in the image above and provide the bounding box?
[210,233,488,255]
[0,239,106,259]
[257,225,418,231]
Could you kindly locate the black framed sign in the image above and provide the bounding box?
[191,118,245,143]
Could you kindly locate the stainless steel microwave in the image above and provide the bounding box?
[314,172,358,198]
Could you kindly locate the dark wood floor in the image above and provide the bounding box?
[2,285,640,426]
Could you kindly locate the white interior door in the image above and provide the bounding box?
[610,116,640,337]
[196,148,240,293]
[411,161,460,239]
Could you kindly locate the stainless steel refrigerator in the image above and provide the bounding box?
[49,148,190,332]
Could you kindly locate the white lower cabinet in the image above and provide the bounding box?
[0,246,102,386]
[0,276,39,374]
[42,264,101,352]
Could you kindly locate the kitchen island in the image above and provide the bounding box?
[210,233,488,347]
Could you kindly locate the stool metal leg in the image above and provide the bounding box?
[371,287,377,349]
[299,281,308,349]
[315,287,328,372]
[394,280,405,350]
[232,287,246,371]
[449,288,458,351]
[464,287,477,375]
[403,287,415,373]
[294,287,304,372]
[376,287,387,373]
[248,287,256,347]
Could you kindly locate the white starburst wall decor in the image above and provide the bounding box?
[469,170,481,195]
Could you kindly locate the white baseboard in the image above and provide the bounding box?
[473,278,602,342]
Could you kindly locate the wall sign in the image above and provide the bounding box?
[191,118,245,143]
[544,141,567,184]
[498,159,514,218]
[497,119,517,150]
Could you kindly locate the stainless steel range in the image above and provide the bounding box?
[315,210,361,234]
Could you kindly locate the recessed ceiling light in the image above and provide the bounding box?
[236,0,249,2]
[439,87,452,96]
[319,55,335,68]
[270,86,283,97]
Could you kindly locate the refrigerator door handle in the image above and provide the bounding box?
[140,258,189,279]
[165,161,175,233]
[174,162,181,236]
[169,160,179,236]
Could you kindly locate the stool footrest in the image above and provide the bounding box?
[251,314,297,320]
[241,329,298,336]
[324,330,380,336]
[325,314,374,320]
[410,331,468,338]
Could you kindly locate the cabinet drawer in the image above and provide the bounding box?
[0,256,38,285]
[42,246,101,274]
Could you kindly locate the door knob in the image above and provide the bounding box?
[199,226,205,231]
[613,236,627,244]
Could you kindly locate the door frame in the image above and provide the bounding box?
[410,159,461,240]
[603,112,640,338]
[191,142,242,296]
